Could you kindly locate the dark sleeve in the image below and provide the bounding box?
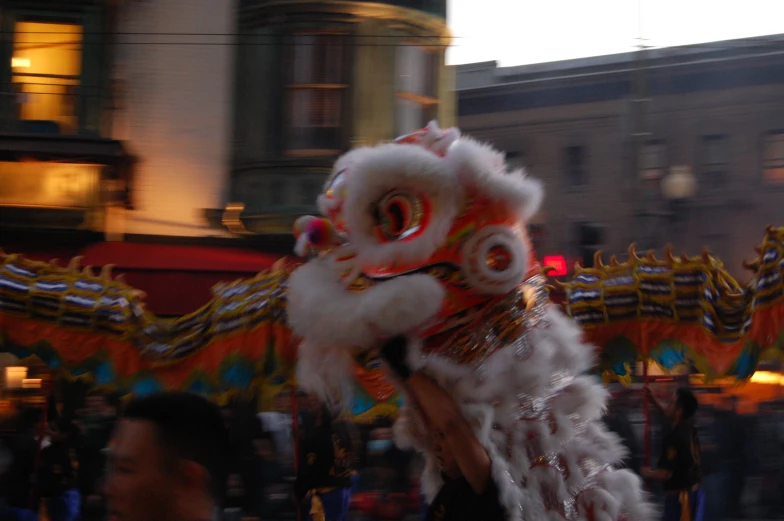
[659,428,695,473]
[657,433,679,472]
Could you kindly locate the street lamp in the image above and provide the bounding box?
[661,166,697,233]
[661,166,697,201]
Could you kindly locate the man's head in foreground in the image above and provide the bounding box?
[105,392,230,521]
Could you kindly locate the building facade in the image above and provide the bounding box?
[0,0,237,243]
[226,0,454,234]
[0,0,454,313]
[456,35,784,280]
[0,0,130,248]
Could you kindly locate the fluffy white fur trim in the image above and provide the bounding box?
[445,138,544,222]
[340,143,463,270]
[391,300,653,521]
[295,337,356,406]
[287,259,446,349]
[541,305,597,375]
[459,225,531,295]
[598,469,657,521]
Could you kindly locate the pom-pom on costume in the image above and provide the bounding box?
[288,122,654,521]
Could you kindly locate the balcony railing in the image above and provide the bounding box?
[0,81,104,136]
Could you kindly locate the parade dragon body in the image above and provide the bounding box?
[2,125,784,519]
[287,122,654,521]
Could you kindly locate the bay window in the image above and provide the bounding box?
[284,33,347,154]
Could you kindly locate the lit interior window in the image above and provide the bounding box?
[11,21,83,133]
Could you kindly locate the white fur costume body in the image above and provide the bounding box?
[287,123,653,521]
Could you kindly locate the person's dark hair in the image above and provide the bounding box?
[122,392,231,503]
[675,388,698,420]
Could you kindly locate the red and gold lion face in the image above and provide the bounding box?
[288,122,544,384]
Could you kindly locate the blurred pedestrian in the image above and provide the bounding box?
[295,395,356,521]
[38,419,80,521]
[642,388,704,521]
[104,392,231,521]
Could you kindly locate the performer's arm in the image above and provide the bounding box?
[403,372,493,496]
[379,336,492,495]
[640,467,673,482]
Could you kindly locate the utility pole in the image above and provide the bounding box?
[630,0,657,250]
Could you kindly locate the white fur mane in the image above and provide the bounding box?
[288,124,654,521]
[394,301,654,521]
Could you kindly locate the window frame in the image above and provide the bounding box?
[1,8,107,136]
[762,130,784,185]
[394,42,440,137]
[564,145,588,188]
[699,134,729,189]
[282,30,350,157]
[3,12,86,134]
[639,140,668,181]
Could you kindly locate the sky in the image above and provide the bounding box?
[447,0,784,67]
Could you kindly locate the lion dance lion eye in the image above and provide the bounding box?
[374,190,426,241]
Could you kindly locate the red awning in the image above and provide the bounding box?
[77,242,286,316]
[80,242,283,273]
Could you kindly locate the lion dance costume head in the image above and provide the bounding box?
[288,122,653,521]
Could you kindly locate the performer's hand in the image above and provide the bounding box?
[379,335,412,381]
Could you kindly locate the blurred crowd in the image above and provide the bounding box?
[0,383,782,521]
[0,389,426,521]
[605,388,784,520]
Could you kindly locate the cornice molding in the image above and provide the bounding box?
[239,1,450,44]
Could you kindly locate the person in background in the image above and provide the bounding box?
[38,419,80,521]
[604,390,642,475]
[295,395,356,521]
[756,401,784,518]
[0,408,39,521]
[104,392,231,521]
[251,430,281,517]
[258,393,296,477]
[6,407,40,512]
[695,405,725,521]
[718,396,747,519]
[75,391,116,508]
[642,388,704,521]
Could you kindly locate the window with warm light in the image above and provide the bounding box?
[395,45,439,137]
[11,21,83,134]
[284,33,347,154]
[0,162,100,208]
[763,131,784,184]
[4,366,27,389]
